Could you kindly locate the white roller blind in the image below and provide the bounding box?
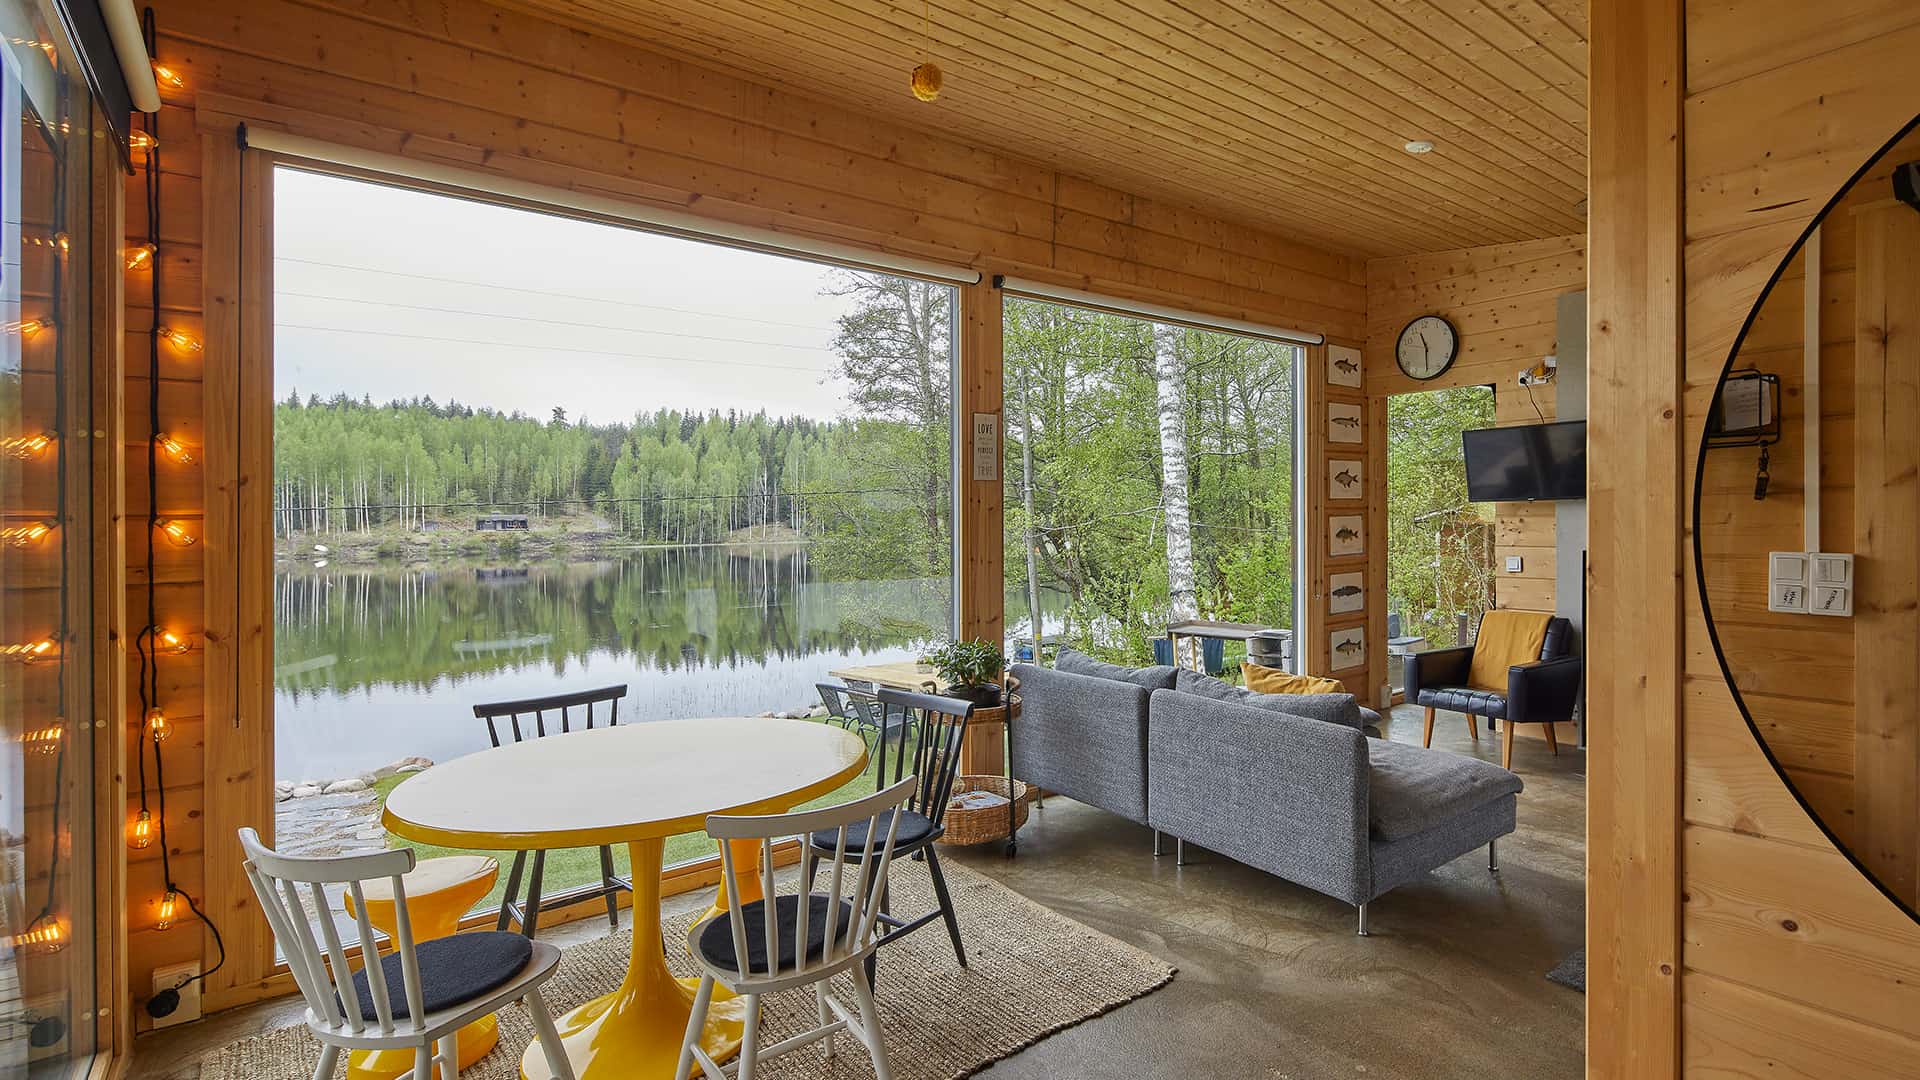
[997,276,1323,346]
[239,125,982,286]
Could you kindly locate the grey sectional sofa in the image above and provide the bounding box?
[1009,658,1522,934]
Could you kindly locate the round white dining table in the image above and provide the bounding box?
[381,716,869,1080]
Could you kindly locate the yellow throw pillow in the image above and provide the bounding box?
[1242,662,1346,696]
[1465,609,1553,692]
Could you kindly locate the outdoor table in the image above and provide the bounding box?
[827,659,946,691]
[1164,619,1276,672]
[381,717,868,1080]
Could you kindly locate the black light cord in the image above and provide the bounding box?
[137,8,225,1004]
[33,70,74,935]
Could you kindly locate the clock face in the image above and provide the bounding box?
[1396,315,1458,380]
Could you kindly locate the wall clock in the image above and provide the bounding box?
[1395,315,1458,381]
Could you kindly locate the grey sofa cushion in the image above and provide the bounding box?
[1056,647,1177,690]
[1169,668,1366,730]
[1007,663,1153,824]
[1366,739,1523,841]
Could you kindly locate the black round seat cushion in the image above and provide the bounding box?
[345,931,532,1021]
[698,894,856,975]
[807,810,937,855]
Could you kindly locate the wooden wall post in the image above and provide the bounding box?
[958,278,1004,648]
[1587,0,1685,1074]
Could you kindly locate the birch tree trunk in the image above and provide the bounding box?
[1154,324,1199,622]
[1018,372,1046,658]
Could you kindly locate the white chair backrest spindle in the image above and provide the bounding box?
[237,828,426,1035]
[703,776,916,984]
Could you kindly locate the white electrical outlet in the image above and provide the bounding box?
[1504,555,1524,573]
[150,962,201,1029]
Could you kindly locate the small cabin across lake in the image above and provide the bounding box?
[475,514,531,531]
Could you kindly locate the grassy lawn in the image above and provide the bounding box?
[373,718,889,917]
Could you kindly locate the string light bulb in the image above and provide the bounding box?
[129,810,155,850]
[9,317,52,338]
[156,326,202,354]
[153,627,191,654]
[26,232,69,253]
[145,707,172,743]
[125,243,156,271]
[128,130,157,153]
[155,891,179,931]
[152,63,183,90]
[1,520,56,547]
[153,432,195,465]
[15,912,66,953]
[154,518,196,547]
[21,721,61,756]
[1,432,53,458]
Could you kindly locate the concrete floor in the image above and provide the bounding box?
[129,704,1585,1079]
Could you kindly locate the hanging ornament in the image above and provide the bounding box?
[908,0,941,102]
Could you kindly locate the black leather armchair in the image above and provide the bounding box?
[1405,615,1581,770]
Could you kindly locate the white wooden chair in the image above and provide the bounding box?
[237,828,577,1080]
[674,776,916,1080]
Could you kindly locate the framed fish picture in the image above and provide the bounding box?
[1330,627,1366,671]
[1329,458,1364,501]
[1328,401,1363,443]
[1329,515,1364,557]
[1328,344,1362,389]
[1329,571,1364,615]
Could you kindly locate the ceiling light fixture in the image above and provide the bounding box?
[1404,139,1436,155]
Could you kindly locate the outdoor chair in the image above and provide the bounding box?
[816,681,906,746]
[237,828,575,1080]
[675,777,917,1080]
[803,688,972,986]
[473,685,633,938]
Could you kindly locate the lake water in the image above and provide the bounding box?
[273,547,955,781]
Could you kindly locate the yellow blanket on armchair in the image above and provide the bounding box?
[1466,609,1553,692]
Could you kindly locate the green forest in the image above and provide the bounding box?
[275,270,1489,666]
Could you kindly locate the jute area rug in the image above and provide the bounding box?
[201,857,1173,1079]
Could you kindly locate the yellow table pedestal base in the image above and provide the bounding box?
[522,839,743,1080]
[348,1014,499,1079]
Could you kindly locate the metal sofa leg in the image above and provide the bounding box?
[1489,839,1499,873]
[1153,830,1164,857]
[1175,838,1188,866]
[1356,903,1370,937]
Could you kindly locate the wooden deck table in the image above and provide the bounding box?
[381,717,867,1080]
[827,659,946,691]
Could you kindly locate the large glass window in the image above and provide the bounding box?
[270,168,955,914]
[1002,297,1300,673]
[0,5,100,1073]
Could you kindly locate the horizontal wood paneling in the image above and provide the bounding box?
[1363,235,1583,734]
[133,0,1372,1024]
[1677,4,1920,1072]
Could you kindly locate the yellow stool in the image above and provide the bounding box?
[342,855,501,1080]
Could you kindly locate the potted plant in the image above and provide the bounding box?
[926,638,1006,707]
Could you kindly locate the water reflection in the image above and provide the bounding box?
[274,546,950,779]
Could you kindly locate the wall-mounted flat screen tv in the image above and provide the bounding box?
[1462,420,1587,502]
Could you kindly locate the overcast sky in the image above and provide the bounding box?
[273,168,865,423]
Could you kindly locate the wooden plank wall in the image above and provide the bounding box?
[128,0,1368,1020]
[1695,131,1920,866]
[1364,235,1585,731]
[1593,1,1920,1075]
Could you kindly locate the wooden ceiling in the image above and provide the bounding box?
[503,0,1588,259]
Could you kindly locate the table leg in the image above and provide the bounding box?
[521,838,746,1080]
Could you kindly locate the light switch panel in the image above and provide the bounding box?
[1810,585,1852,616]
[1769,552,1808,583]
[1813,554,1852,586]
[1768,580,1808,613]
[1505,555,1523,573]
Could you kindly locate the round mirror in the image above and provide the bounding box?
[1696,114,1920,922]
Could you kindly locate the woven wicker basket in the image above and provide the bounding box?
[940,775,1034,846]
